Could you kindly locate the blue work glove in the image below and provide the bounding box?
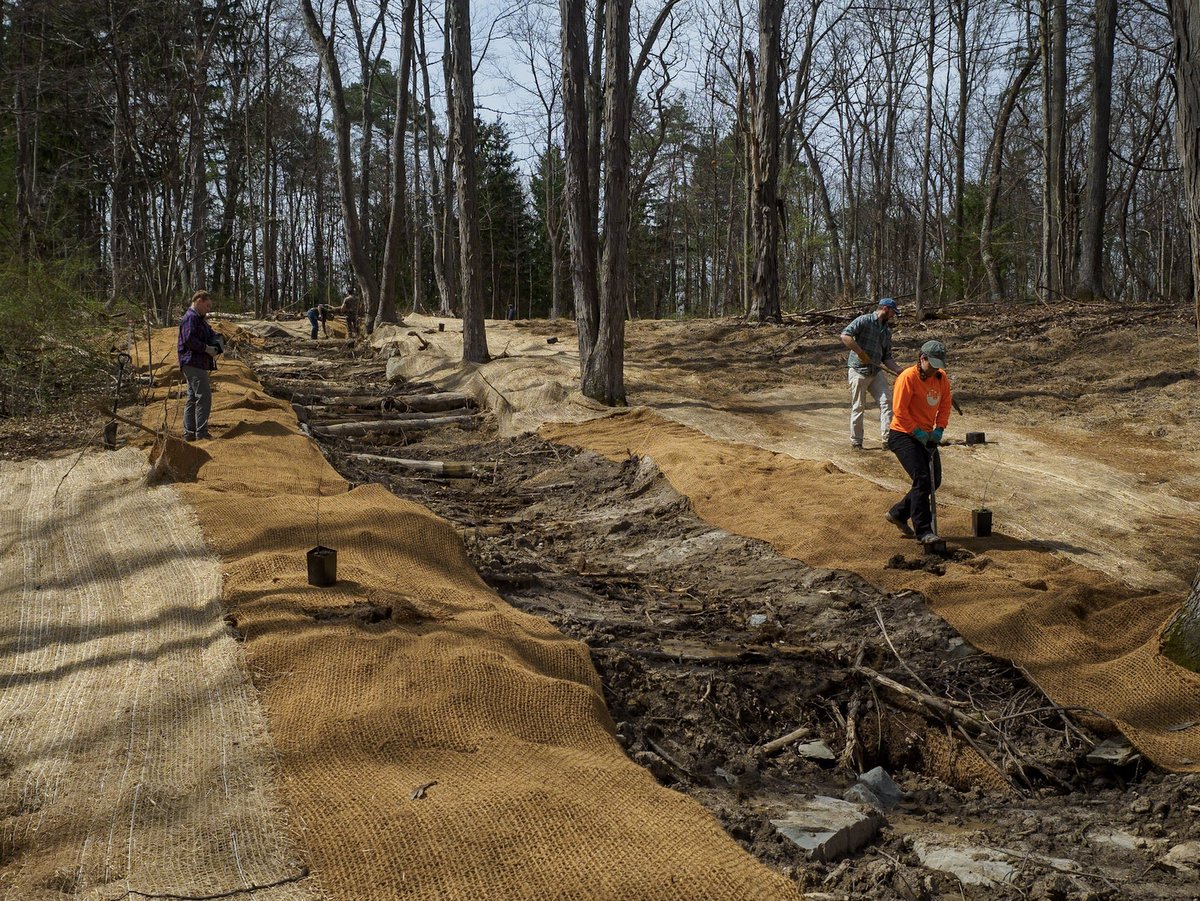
[930,427,944,446]
[912,428,930,444]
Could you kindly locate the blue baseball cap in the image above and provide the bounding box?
[878,297,900,315]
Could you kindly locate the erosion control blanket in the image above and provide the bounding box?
[544,409,1200,772]
[139,332,798,899]
[0,449,311,900]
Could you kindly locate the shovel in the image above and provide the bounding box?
[924,444,948,556]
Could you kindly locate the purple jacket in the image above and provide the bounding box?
[178,307,216,371]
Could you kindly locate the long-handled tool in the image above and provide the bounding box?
[924,444,948,556]
[102,352,133,449]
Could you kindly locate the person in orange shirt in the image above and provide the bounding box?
[884,340,952,544]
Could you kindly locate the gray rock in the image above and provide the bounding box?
[748,613,769,628]
[1163,840,1200,872]
[843,783,884,810]
[910,836,1017,887]
[1086,737,1139,766]
[770,796,884,862]
[858,766,904,809]
[795,740,836,761]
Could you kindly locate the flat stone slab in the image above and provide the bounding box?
[910,836,1018,887]
[771,796,883,862]
[1086,737,1139,766]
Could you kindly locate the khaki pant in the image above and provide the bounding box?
[848,368,893,445]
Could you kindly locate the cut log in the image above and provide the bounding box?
[311,414,478,438]
[287,391,474,413]
[311,409,470,426]
[349,452,497,477]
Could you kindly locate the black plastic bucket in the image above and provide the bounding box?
[307,546,338,586]
[972,508,993,538]
[965,432,987,446]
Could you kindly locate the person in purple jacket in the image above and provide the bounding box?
[177,290,221,440]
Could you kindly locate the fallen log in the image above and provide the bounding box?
[314,409,472,426]
[349,452,497,477]
[311,414,478,438]
[288,391,474,413]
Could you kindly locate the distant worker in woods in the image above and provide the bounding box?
[506,302,516,321]
[337,289,359,337]
[177,289,222,441]
[840,297,903,449]
[306,303,333,340]
[884,340,952,545]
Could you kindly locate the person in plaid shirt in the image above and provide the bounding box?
[177,290,221,440]
[839,297,903,449]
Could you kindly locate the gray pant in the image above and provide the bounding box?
[181,365,212,438]
[848,368,893,444]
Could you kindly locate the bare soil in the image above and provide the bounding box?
[237,308,1200,901]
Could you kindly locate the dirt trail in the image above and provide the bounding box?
[0,449,312,900]
[382,313,1200,594]
[132,328,799,900]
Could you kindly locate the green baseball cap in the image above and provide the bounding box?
[921,340,947,369]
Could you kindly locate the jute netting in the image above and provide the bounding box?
[137,331,799,900]
[0,449,314,900]
[544,409,1200,772]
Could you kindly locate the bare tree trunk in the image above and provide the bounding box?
[415,0,450,315]
[745,0,784,323]
[583,0,630,404]
[410,49,423,314]
[588,0,605,244]
[561,0,600,366]
[262,0,278,314]
[300,0,380,317]
[1161,0,1200,671]
[377,0,417,329]
[13,7,34,264]
[1044,0,1068,299]
[981,42,1038,303]
[446,0,489,363]
[914,0,936,320]
[1077,0,1117,300]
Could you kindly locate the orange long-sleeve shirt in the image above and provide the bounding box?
[890,364,951,435]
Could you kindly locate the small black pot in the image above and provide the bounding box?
[307,545,338,586]
[965,431,987,446]
[972,508,993,538]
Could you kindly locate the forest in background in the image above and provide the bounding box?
[0,0,1194,410]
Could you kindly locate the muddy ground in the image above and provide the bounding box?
[9,303,1198,899]
[235,322,1200,901]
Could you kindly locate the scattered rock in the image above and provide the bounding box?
[909,835,1017,887]
[843,784,883,810]
[770,796,884,861]
[857,766,903,809]
[748,613,768,628]
[1086,737,1139,766]
[795,740,836,762]
[1162,840,1200,872]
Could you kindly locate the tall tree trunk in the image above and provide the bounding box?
[1161,0,1200,671]
[1045,0,1068,299]
[745,0,784,323]
[416,0,451,316]
[262,0,278,315]
[1077,0,1117,300]
[446,0,489,363]
[377,0,417,329]
[914,0,936,320]
[588,0,605,245]
[300,0,380,317]
[561,0,600,367]
[981,42,1039,303]
[583,0,630,404]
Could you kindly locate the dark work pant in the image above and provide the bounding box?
[887,429,942,535]
[181,364,212,438]
[307,309,319,339]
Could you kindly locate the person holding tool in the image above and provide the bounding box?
[306,303,333,339]
[885,339,952,544]
[177,289,222,441]
[840,297,903,449]
[337,288,359,337]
